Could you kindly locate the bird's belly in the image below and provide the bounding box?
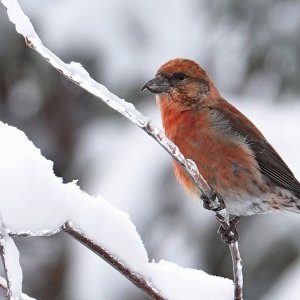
[222,193,271,216]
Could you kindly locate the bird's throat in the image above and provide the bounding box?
[156,94,187,137]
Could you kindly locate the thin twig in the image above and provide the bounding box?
[230,243,243,300]
[63,221,166,300]
[7,227,63,238]
[9,223,167,300]
[216,211,243,300]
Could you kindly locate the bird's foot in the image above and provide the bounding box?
[201,191,226,211]
[217,216,241,244]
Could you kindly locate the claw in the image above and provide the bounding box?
[218,216,242,244]
[201,192,226,211]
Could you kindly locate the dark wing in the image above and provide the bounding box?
[209,99,300,198]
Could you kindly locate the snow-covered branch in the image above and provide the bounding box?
[0,121,233,300]
[2,0,218,208]
[0,0,242,299]
[0,276,35,300]
[11,221,166,300]
[0,217,23,300]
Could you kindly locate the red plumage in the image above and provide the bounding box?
[143,58,300,216]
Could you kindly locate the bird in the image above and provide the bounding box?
[142,58,300,231]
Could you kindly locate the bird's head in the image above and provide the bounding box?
[142,58,216,108]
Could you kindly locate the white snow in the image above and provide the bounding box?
[149,260,233,300]
[0,121,148,273]
[68,61,91,82]
[1,0,38,39]
[0,120,233,298]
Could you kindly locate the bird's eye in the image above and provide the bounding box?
[172,72,185,81]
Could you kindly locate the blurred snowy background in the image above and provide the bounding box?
[1,0,300,299]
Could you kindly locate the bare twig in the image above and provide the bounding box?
[9,222,167,299]
[216,212,243,300]
[230,243,243,300]
[9,222,167,300]
[0,0,243,298]
[63,221,166,300]
[7,227,63,238]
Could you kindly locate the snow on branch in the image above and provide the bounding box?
[1,0,215,205]
[0,277,35,300]
[0,121,233,299]
[0,0,242,299]
[0,217,23,300]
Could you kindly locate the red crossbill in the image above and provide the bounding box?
[142,58,300,220]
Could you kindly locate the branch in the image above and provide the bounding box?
[217,213,243,300]
[0,0,243,298]
[9,219,233,300]
[7,228,63,238]
[0,277,36,300]
[1,0,219,209]
[0,217,23,300]
[63,221,166,300]
[8,224,169,300]
[230,243,243,300]
[9,223,167,300]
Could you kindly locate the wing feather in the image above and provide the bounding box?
[209,99,300,198]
